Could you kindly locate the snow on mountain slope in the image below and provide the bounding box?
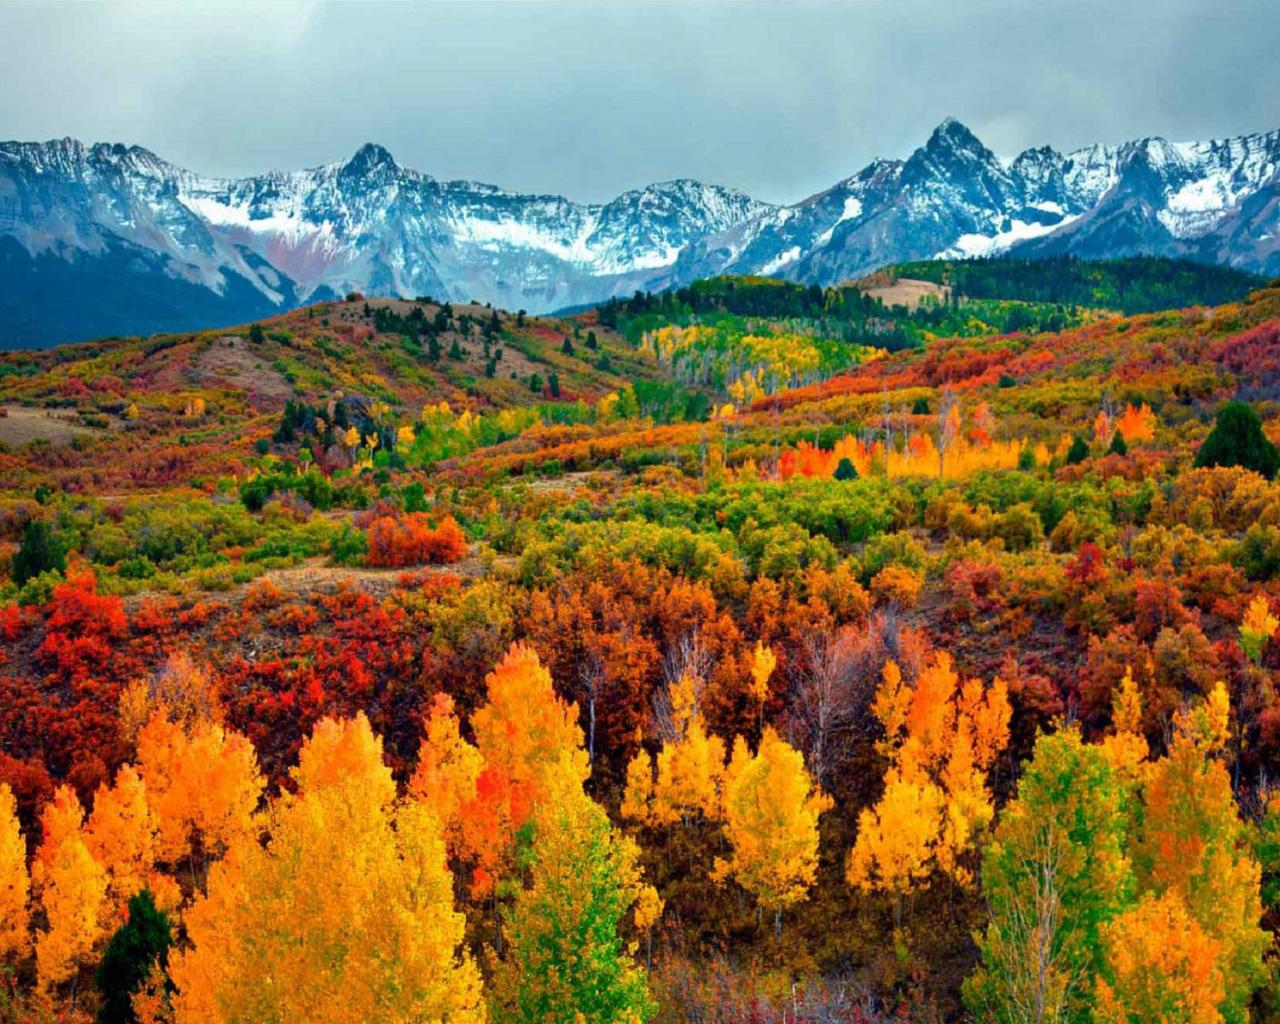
[0,139,772,345]
[2,119,1279,347]
[675,119,1280,287]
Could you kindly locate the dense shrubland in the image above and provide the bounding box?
[1,269,1280,1021]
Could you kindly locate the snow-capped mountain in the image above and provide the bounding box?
[2,119,1279,347]
[0,139,771,346]
[667,118,1280,289]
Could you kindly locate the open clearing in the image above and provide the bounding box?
[854,274,951,310]
[0,405,108,446]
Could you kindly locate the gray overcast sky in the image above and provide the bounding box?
[2,0,1278,204]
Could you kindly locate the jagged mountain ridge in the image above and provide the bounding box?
[666,118,1280,289]
[2,118,1279,347]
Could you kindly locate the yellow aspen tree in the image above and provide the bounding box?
[633,883,664,969]
[748,641,776,726]
[622,672,728,829]
[846,769,945,902]
[712,727,832,937]
[0,783,29,959]
[1101,666,1151,787]
[171,714,483,1024]
[620,748,655,824]
[651,716,726,826]
[1240,593,1278,664]
[35,785,108,992]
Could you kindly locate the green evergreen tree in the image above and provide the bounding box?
[586,330,598,350]
[95,890,171,1024]
[1194,400,1280,479]
[247,323,265,344]
[1066,434,1090,465]
[833,457,858,481]
[1108,430,1128,456]
[911,397,931,415]
[548,373,561,398]
[561,337,574,356]
[13,518,65,586]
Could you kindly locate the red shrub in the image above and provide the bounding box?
[366,513,468,568]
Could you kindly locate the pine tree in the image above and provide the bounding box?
[95,890,171,1024]
[1194,400,1280,479]
[13,518,65,586]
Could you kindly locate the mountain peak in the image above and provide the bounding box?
[929,117,982,148]
[343,142,397,175]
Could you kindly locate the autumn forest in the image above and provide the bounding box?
[4,258,1280,1024]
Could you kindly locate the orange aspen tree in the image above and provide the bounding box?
[848,653,1010,908]
[408,692,483,852]
[1132,692,1266,1024]
[0,783,29,959]
[1114,402,1157,444]
[135,712,264,880]
[85,764,170,917]
[1094,892,1224,1024]
[436,642,589,897]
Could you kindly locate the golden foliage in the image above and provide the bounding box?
[1239,593,1278,664]
[34,786,107,991]
[849,652,1011,892]
[136,712,264,868]
[170,714,484,1024]
[1094,892,1224,1024]
[0,784,30,959]
[713,728,832,914]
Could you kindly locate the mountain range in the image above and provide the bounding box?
[2,118,1278,347]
